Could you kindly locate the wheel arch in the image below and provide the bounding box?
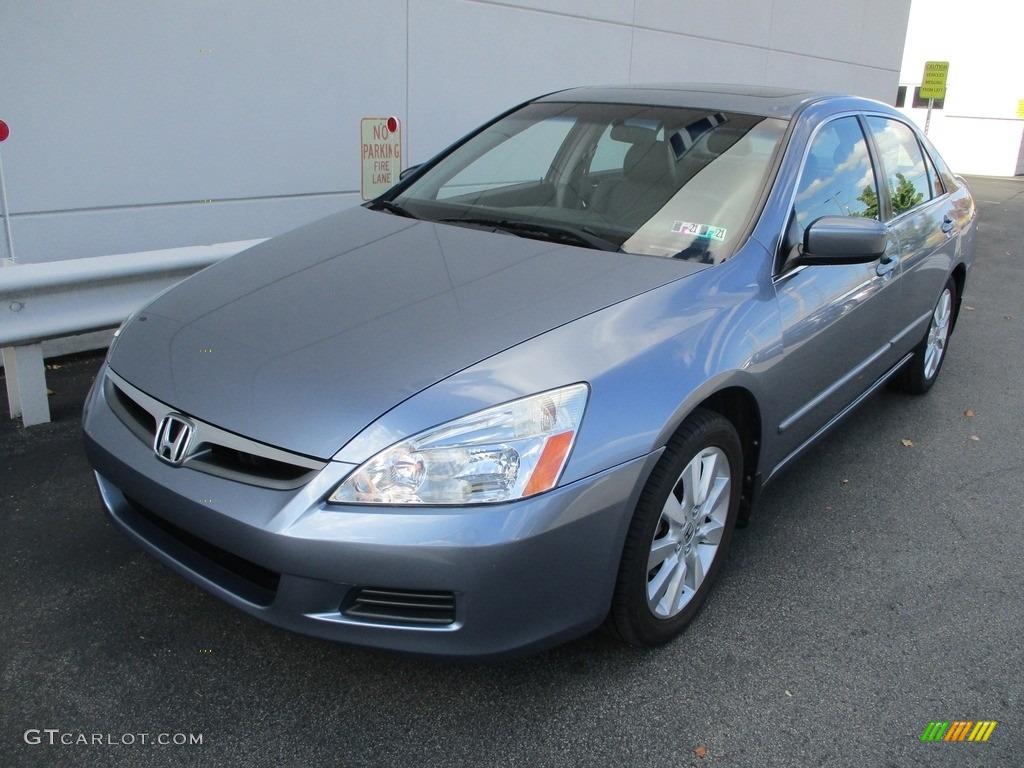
[694,386,763,526]
[950,262,967,333]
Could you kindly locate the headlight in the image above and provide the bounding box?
[328,383,589,505]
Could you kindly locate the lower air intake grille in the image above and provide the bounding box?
[122,496,280,607]
[342,588,456,626]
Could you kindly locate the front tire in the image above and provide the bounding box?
[607,408,742,647]
[896,276,957,394]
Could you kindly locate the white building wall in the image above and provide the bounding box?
[897,0,1024,176]
[1,0,910,265]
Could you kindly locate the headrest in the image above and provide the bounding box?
[610,122,658,144]
[624,140,670,183]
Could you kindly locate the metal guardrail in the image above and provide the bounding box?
[1,239,266,426]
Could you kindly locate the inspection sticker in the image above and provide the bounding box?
[672,221,727,241]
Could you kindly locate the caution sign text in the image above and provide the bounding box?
[920,61,949,101]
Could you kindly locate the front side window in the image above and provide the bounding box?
[866,117,934,217]
[390,102,787,264]
[793,116,880,243]
[436,117,577,200]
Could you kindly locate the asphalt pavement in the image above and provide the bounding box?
[2,176,1021,768]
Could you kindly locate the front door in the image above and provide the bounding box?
[771,116,904,465]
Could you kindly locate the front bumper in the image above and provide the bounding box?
[82,366,655,659]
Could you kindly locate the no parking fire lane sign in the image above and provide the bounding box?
[361,117,402,201]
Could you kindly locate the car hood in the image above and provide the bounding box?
[109,206,706,459]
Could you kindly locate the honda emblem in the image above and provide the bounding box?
[154,414,195,465]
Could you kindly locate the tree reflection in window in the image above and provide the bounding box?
[858,184,879,220]
[890,172,925,213]
[866,117,932,216]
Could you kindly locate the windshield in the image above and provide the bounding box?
[386,101,787,263]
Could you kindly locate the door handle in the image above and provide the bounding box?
[941,215,956,234]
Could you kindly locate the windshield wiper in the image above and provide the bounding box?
[373,200,418,219]
[439,217,621,252]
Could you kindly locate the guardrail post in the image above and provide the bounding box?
[2,347,18,417]
[3,344,50,425]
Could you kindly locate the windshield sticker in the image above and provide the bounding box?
[672,221,727,242]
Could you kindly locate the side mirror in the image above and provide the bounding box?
[798,216,888,266]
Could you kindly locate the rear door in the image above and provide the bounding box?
[864,116,961,350]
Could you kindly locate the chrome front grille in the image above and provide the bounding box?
[105,369,326,490]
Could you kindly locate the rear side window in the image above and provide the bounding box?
[921,144,945,197]
[865,117,934,217]
[793,117,879,242]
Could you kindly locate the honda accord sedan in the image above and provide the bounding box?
[83,84,976,658]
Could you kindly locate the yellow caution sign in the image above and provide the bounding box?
[920,61,949,100]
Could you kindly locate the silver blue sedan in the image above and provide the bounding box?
[83,85,976,658]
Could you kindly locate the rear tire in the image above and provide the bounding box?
[895,276,957,394]
[607,408,742,647]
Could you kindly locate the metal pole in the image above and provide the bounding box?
[924,98,934,136]
[0,150,15,263]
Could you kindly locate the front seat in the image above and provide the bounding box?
[592,131,676,228]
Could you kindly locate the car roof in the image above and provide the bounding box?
[535,83,863,119]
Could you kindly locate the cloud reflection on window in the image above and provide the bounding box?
[866,117,931,215]
[794,118,879,236]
